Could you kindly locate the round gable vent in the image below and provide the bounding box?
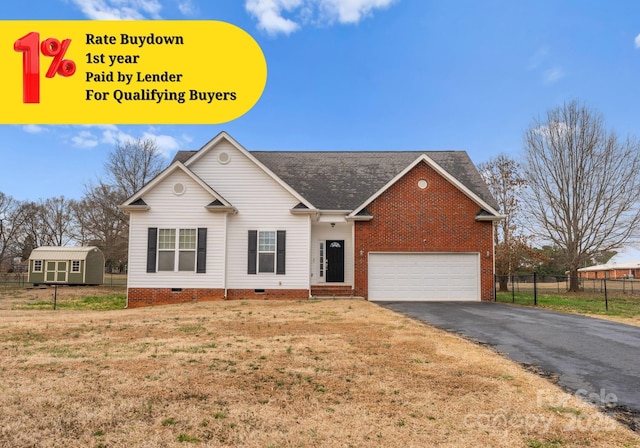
[173,182,186,195]
[418,179,429,190]
[218,151,230,164]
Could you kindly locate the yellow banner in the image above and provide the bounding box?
[0,21,267,124]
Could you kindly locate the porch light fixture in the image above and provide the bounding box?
[330,223,335,228]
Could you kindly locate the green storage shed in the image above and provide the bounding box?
[28,246,105,286]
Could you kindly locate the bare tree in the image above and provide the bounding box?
[74,138,167,271]
[18,197,77,248]
[0,193,29,269]
[523,100,640,291]
[479,155,542,290]
[37,197,77,246]
[74,182,129,272]
[105,138,165,198]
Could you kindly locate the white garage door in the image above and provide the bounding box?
[368,253,480,301]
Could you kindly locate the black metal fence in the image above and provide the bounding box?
[495,273,640,312]
[0,272,127,289]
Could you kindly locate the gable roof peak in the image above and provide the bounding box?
[119,160,233,210]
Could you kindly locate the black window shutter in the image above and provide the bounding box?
[276,230,286,275]
[248,230,257,274]
[147,227,157,273]
[196,228,207,273]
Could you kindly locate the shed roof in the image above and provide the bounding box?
[578,246,640,272]
[29,246,102,261]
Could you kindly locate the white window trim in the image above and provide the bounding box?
[158,228,176,272]
[257,230,276,274]
[157,228,197,272]
[178,228,197,272]
[71,260,81,273]
[33,260,42,273]
[319,241,325,280]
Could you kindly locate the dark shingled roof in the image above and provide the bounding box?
[173,150,498,212]
[174,150,196,163]
[252,151,498,211]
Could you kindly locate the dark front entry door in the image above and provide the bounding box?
[326,240,344,282]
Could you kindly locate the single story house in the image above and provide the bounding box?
[120,132,503,308]
[578,247,640,280]
[28,246,105,285]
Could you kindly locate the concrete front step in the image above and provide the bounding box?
[311,296,365,300]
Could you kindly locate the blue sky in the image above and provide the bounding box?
[2,0,640,201]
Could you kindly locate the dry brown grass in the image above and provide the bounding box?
[0,285,126,310]
[0,299,638,448]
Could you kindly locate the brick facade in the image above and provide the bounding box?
[127,288,309,307]
[353,161,495,301]
[579,269,639,280]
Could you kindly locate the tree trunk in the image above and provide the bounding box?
[498,275,509,292]
[568,269,580,292]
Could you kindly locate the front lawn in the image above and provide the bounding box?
[496,290,640,319]
[1,300,637,447]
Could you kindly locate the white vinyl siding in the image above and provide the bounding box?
[126,169,226,288]
[368,253,480,301]
[188,140,310,290]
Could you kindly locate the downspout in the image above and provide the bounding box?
[125,213,133,308]
[223,212,228,299]
[492,221,496,301]
[351,220,356,296]
[308,215,312,299]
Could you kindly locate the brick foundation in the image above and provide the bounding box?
[127,288,310,307]
[225,289,309,300]
[127,288,226,308]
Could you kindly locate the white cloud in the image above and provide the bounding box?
[68,125,184,158]
[245,0,302,35]
[72,130,100,148]
[534,121,572,140]
[527,47,548,70]
[635,33,640,49]
[177,0,197,15]
[97,125,137,145]
[22,125,46,134]
[141,132,181,158]
[69,0,163,20]
[319,0,396,24]
[543,67,565,84]
[245,0,397,35]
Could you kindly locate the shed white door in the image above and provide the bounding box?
[368,253,480,301]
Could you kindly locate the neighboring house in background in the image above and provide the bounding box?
[578,247,640,280]
[28,246,105,286]
[120,132,503,308]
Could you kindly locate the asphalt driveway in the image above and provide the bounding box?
[379,301,640,421]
